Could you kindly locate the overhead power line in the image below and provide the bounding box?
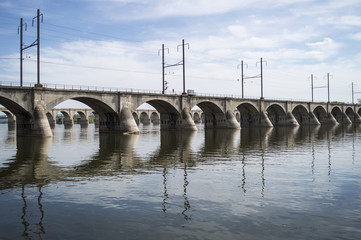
[29,59,161,75]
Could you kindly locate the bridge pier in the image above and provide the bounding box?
[160,107,197,130]
[308,112,321,125]
[351,112,361,123]
[225,110,241,129]
[181,107,198,130]
[16,105,53,137]
[63,119,73,128]
[339,112,352,124]
[325,113,338,125]
[119,107,140,134]
[275,112,299,126]
[79,119,89,127]
[8,118,16,131]
[142,118,151,125]
[259,111,273,127]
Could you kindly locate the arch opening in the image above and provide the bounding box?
[292,105,309,125]
[144,100,181,129]
[313,106,328,123]
[236,102,260,127]
[195,101,225,128]
[345,107,355,122]
[266,104,286,125]
[52,97,119,132]
[331,107,343,123]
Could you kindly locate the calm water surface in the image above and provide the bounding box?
[1,123,361,240]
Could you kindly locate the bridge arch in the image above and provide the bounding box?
[235,112,240,122]
[142,99,181,129]
[331,106,351,124]
[150,111,160,124]
[50,97,120,132]
[193,101,228,128]
[313,106,328,124]
[0,109,15,122]
[331,106,343,123]
[291,105,309,125]
[266,104,287,125]
[345,107,355,122]
[139,112,150,125]
[132,112,139,125]
[46,112,56,128]
[73,110,89,126]
[193,112,201,123]
[0,108,16,130]
[236,102,260,127]
[0,96,33,132]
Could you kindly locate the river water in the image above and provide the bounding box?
[0,123,361,240]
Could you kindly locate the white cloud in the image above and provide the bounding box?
[305,38,341,60]
[349,32,361,41]
[318,15,361,28]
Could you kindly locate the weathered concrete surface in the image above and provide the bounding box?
[31,105,53,137]
[119,107,140,134]
[181,107,198,130]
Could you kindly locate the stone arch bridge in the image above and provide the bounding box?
[0,107,204,130]
[1,85,360,137]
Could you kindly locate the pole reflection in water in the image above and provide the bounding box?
[0,136,52,240]
[1,123,361,240]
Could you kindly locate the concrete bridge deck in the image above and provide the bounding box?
[1,85,361,136]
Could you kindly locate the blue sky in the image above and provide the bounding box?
[1,0,361,104]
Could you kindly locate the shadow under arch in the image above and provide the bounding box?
[50,97,120,132]
[145,99,181,129]
[139,112,150,125]
[195,101,225,128]
[150,111,160,124]
[1,108,16,131]
[313,106,328,124]
[0,96,32,133]
[345,107,357,123]
[266,104,287,126]
[331,106,345,124]
[236,102,260,127]
[292,105,309,125]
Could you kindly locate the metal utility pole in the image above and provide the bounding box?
[177,39,189,95]
[327,72,330,103]
[237,60,247,98]
[158,44,169,94]
[311,74,314,102]
[240,58,265,99]
[256,58,267,99]
[351,82,361,104]
[162,44,165,94]
[182,39,186,94]
[33,9,43,87]
[260,58,263,99]
[21,9,43,87]
[241,60,244,98]
[159,39,189,95]
[18,18,27,87]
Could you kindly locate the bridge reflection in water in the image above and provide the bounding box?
[0,123,361,239]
